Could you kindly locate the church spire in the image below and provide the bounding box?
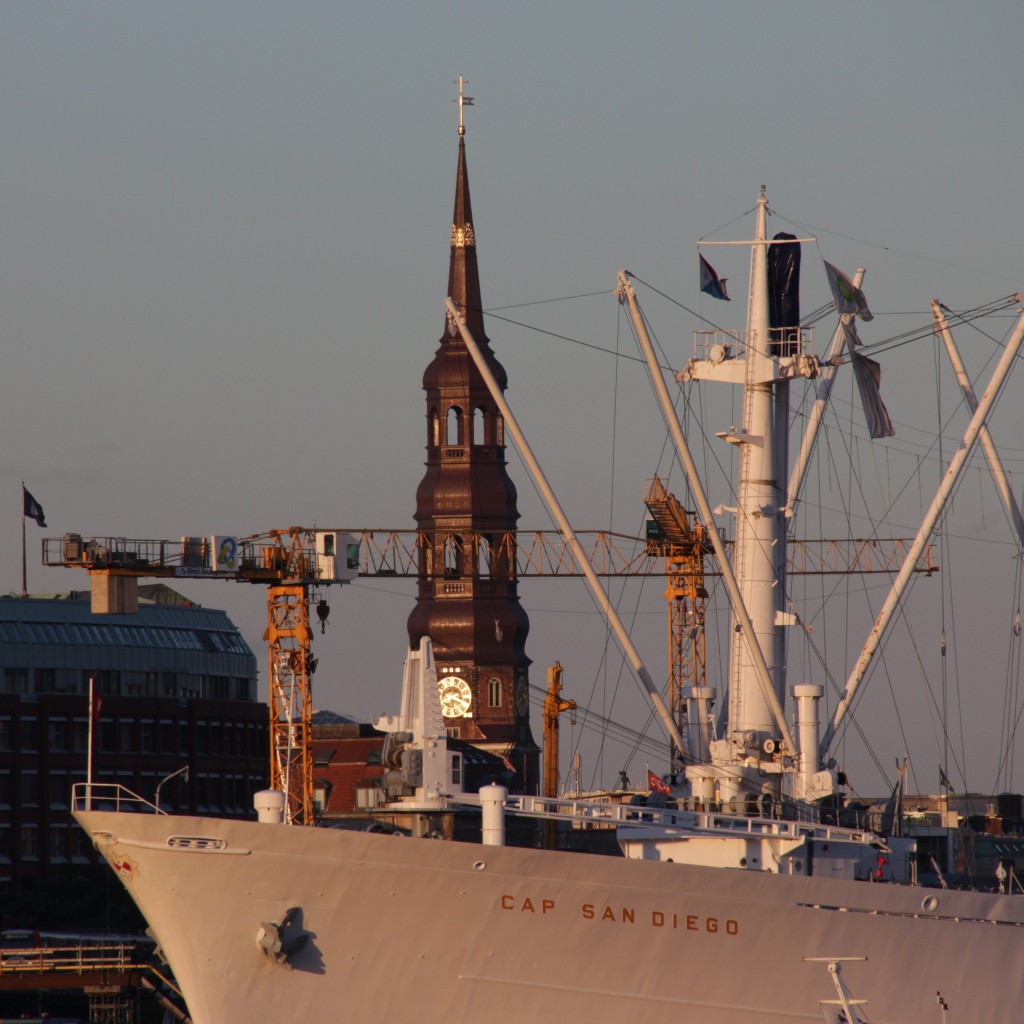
[445,76,487,345]
[410,82,537,793]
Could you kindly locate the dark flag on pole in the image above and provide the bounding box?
[699,254,730,301]
[23,486,46,528]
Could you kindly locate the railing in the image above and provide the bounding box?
[449,792,880,847]
[0,943,143,976]
[693,327,814,362]
[72,782,163,815]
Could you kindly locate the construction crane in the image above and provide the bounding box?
[43,528,357,826]
[43,522,935,822]
[643,477,711,767]
[542,662,576,850]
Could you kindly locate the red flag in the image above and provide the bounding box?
[647,770,671,796]
[91,692,103,723]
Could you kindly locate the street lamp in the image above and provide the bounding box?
[155,765,190,813]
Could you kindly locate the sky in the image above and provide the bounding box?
[2,1,1024,796]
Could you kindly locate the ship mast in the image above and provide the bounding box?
[677,189,818,809]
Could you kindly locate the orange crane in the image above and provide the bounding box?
[541,662,575,850]
[643,477,711,768]
[43,528,357,825]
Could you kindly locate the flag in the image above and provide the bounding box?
[699,254,730,301]
[939,766,954,792]
[647,769,671,796]
[850,351,895,439]
[91,691,104,723]
[824,261,873,321]
[22,486,46,528]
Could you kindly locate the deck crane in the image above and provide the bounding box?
[43,528,357,826]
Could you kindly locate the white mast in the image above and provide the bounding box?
[681,189,818,808]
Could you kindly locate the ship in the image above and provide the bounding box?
[73,183,1024,1022]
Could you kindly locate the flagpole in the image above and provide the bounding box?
[87,675,95,810]
[21,482,27,598]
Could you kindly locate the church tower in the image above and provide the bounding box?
[407,84,539,793]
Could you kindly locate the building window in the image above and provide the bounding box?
[34,668,56,693]
[99,719,115,753]
[20,718,38,751]
[0,718,12,751]
[451,753,463,786]
[444,535,463,578]
[473,406,486,445]
[430,408,440,447]
[21,826,39,860]
[446,727,461,739]
[119,720,134,752]
[48,718,68,751]
[446,406,462,445]
[72,718,88,754]
[49,772,69,809]
[0,771,10,809]
[69,826,90,862]
[50,826,68,862]
[2,670,27,695]
[488,677,503,708]
[477,536,492,578]
[140,720,155,752]
[94,670,121,697]
[207,676,230,700]
[20,771,39,807]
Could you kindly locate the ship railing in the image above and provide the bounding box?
[72,782,164,815]
[693,327,814,363]
[449,793,881,847]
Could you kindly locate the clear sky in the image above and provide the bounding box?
[3,1,1023,795]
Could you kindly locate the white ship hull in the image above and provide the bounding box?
[76,806,1024,1022]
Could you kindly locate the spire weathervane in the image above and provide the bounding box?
[455,75,474,136]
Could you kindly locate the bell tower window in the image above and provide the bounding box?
[487,676,503,708]
[446,407,462,445]
[431,409,440,447]
[473,406,486,445]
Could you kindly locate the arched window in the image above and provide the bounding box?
[496,415,504,446]
[473,406,486,445]
[444,535,463,577]
[430,409,440,447]
[487,677,503,708]
[446,407,462,445]
[477,535,491,577]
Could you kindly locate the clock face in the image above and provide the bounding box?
[438,675,472,718]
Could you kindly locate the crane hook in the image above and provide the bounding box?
[316,598,330,634]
